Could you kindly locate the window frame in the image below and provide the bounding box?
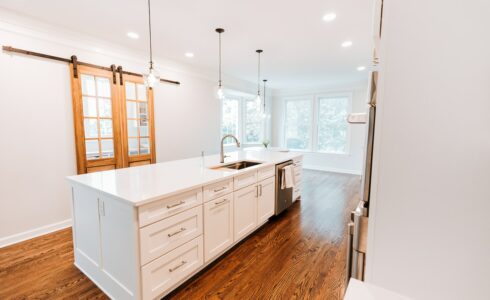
[314,92,353,155]
[281,92,353,155]
[220,89,265,147]
[282,96,315,151]
[220,96,242,146]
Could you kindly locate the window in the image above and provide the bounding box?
[244,98,262,143]
[220,91,264,145]
[317,96,349,154]
[71,65,156,174]
[284,99,312,150]
[221,97,240,145]
[124,79,152,157]
[282,93,351,154]
[80,74,115,160]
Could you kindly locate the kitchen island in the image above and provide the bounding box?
[67,150,303,300]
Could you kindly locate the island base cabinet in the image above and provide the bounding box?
[141,236,203,300]
[233,184,258,242]
[257,176,275,224]
[204,194,234,262]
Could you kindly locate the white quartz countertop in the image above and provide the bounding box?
[67,150,301,207]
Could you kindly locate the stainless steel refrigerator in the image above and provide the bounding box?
[346,70,377,282]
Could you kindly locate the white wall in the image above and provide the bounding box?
[365,0,490,299]
[0,10,263,246]
[271,83,368,174]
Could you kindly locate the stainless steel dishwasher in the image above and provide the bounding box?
[275,160,294,215]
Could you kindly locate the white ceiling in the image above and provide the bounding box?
[0,0,374,90]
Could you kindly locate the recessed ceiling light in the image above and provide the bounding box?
[323,12,337,22]
[341,40,353,48]
[127,32,139,39]
[357,66,366,71]
[185,52,194,58]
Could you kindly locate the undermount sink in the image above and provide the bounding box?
[212,160,262,170]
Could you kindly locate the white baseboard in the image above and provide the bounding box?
[0,219,72,248]
[303,165,362,175]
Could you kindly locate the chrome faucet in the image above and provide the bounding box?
[220,134,241,163]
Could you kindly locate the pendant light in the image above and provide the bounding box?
[255,49,263,106]
[216,28,225,99]
[261,79,269,120]
[143,0,160,88]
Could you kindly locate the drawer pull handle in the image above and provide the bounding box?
[214,199,228,206]
[166,200,186,209]
[213,186,227,192]
[169,260,187,272]
[167,227,186,237]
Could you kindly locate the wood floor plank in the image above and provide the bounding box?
[0,170,359,300]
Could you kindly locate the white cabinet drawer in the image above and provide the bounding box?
[138,188,203,227]
[257,165,275,181]
[203,178,233,202]
[234,170,257,190]
[141,236,203,300]
[140,206,203,265]
[204,194,234,262]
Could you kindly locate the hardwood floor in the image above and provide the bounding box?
[0,170,360,300]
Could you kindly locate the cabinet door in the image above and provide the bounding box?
[233,185,257,242]
[204,194,234,262]
[98,196,139,297]
[257,176,275,224]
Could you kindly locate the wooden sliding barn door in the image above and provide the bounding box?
[120,74,156,167]
[70,65,156,174]
[71,65,124,174]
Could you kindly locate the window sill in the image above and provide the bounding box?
[288,149,351,156]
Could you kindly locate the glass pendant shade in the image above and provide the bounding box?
[216,86,224,100]
[144,0,159,88]
[255,94,261,106]
[144,67,160,88]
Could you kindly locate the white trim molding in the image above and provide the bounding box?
[303,165,362,175]
[0,219,72,248]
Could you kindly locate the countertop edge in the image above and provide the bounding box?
[67,152,302,207]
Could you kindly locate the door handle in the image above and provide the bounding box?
[259,184,263,196]
[213,186,227,193]
[169,260,187,272]
[167,227,186,237]
[214,199,228,206]
[167,200,185,209]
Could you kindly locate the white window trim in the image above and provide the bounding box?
[281,92,353,155]
[220,89,265,147]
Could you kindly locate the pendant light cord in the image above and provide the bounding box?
[148,0,153,69]
[219,32,222,87]
[257,52,261,96]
